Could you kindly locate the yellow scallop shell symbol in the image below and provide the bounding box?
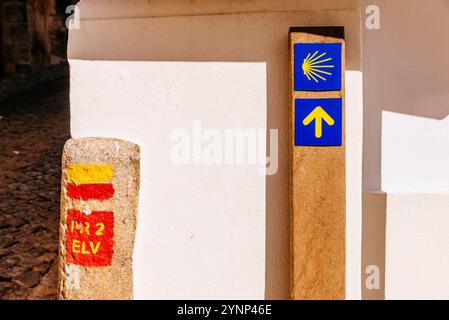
[302,51,335,83]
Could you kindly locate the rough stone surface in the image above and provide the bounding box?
[0,0,76,76]
[58,138,140,300]
[0,65,69,300]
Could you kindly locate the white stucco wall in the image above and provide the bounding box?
[382,112,449,193]
[362,0,449,192]
[385,193,449,300]
[68,0,363,299]
[70,60,267,299]
[362,0,449,299]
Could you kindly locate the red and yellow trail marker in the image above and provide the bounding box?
[65,163,115,267]
[58,138,140,300]
[66,164,115,201]
[66,209,114,267]
[67,164,114,184]
[67,183,114,201]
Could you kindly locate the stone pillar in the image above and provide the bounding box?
[1,0,31,74]
[290,27,346,300]
[58,138,140,300]
[30,0,52,67]
[0,0,63,75]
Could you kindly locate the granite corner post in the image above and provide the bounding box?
[58,137,140,300]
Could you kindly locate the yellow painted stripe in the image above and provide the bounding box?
[67,164,114,184]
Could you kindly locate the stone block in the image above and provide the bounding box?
[58,137,140,300]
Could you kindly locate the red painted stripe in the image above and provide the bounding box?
[67,183,114,201]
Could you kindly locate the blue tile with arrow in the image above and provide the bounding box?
[295,98,342,147]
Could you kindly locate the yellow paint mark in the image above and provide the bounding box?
[303,106,335,138]
[302,51,335,83]
[90,242,101,255]
[72,239,81,253]
[67,164,114,184]
[95,223,105,236]
[81,242,91,255]
[83,222,91,235]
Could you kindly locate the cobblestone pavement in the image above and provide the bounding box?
[0,66,70,299]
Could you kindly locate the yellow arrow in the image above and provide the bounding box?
[302,106,335,138]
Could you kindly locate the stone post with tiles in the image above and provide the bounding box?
[290,27,346,300]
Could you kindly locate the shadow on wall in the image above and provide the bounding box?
[361,0,449,299]
[361,192,386,300]
[362,0,449,191]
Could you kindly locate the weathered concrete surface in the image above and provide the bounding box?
[58,138,140,300]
